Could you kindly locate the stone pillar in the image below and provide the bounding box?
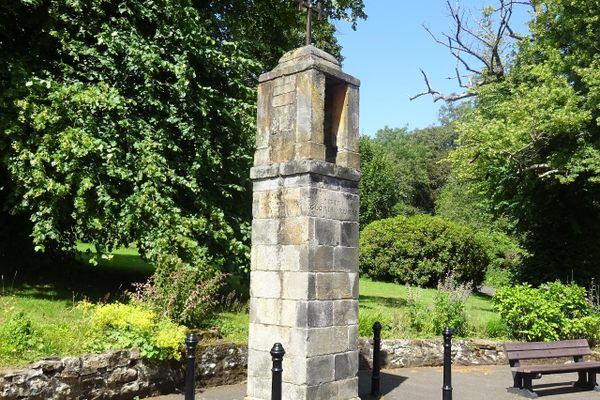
[247,45,360,400]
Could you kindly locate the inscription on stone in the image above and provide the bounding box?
[309,198,356,217]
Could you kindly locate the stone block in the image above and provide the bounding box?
[309,245,334,271]
[283,175,312,189]
[270,133,295,162]
[336,150,361,170]
[253,190,280,219]
[252,176,280,192]
[340,222,359,247]
[306,327,348,357]
[333,246,358,272]
[307,355,335,385]
[333,299,359,326]
[256,83,272,149]
[251,245,280,271]
[282,272,315,300]
[279,244,308,271]
[336,376,359,399]
[250,271,281,299]
[247,376,271,399]
[281,300,307,327]
[278,217,310,245]
[307,300,334,328]
[294,142,326,161]
[307,188,359,221]
[251,219,280,245]
[280,188,306,218]
[306,380,338,399]
[248,323,290,352]
[108,367,137,384]
[314,272,358,300]
[281,381,306,400]
[272,91,296,107]
[334,351,359,380]
[348,324,359,351]
[312,218,340,246]
[296,70,325,144]
[249,298,282,325]
[273,81,296,97]
[346,86,360,152]
[247,348,271,380]
[253,147,270,166]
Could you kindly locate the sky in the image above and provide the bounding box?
[334,1,531,135]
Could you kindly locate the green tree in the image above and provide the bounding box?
[359,113,458,224]
[0,0,366,321]
[359,136,405,226]
[449,0,600,283]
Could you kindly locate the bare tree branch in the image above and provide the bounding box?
[412,0,529,102]
[409,69,476,102]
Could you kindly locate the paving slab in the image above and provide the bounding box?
[146,365,600,399]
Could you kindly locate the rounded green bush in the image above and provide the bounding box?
[359,215,488,287]
[493,281,600,344]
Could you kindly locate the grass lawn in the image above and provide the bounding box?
[0,248,503,368]
[212,278,502,342]
[0,245,154,368]
[358,278,501,339]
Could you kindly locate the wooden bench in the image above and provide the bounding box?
[504,339,600,398]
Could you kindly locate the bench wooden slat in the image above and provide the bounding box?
[513,361,600,374]
[504,339,589,352]
[503,339,600,397]
[506,347,592,360]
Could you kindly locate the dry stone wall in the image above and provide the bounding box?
[0,349,181,400]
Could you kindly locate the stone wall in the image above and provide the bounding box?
[358,339,506,370]
[0,339,509,399]
[0,349,181,400]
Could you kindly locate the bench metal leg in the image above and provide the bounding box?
[574,371,588,388]
[507,374,538,398]
[589,372,600,391]
[572,370,600,391]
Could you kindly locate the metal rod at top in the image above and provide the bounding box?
[295,0,322,45]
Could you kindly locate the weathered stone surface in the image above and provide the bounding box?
[108,367,138,384]
[30,358,64,373]
[358,338,508,370]
[249,44,361,400]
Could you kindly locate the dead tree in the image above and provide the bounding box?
[411,0,534,103]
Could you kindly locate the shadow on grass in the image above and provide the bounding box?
[360,294,408,308]
[1,253,154,304]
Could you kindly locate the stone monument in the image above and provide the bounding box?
[246,43,360,400]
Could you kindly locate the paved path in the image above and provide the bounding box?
[146,365,600,399]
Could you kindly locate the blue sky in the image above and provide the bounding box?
[334,1,531,135]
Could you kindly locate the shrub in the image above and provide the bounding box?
[130,254,223,327]
[0,311,43,354]
[429,273,472,337]
[359,215,488,287]
[493,281,600,344]
[476,230,527,287]
[83,302,186,361]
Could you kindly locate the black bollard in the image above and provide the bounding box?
[185,332,199,400]
[442,326,453,400]
[271,343,285,400]
[371,321,382,397]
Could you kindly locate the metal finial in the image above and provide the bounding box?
[294,0,323,46]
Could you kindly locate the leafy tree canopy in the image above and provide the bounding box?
[0,0,366,279]
[359,110,459,226]
[449,0,600,283]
